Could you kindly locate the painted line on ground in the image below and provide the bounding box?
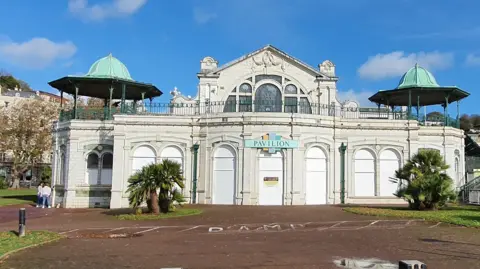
[428,222,442,228]
[59,229,79,235]
[177,225,201,233]
[355,220,380,230]
[134,227,162,234]
[104,227,125,233]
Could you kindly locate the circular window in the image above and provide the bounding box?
[285,84,297,94]
[239,83,252,93]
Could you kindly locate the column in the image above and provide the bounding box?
[291,146,304,205]
[196,137,207,203]
[110,134,126,208]
[236,145,244,205]
[63,139,79,208]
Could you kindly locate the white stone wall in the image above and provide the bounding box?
[52,113,465,208]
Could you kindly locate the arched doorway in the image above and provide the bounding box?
[160,146,184,191]
[258,151,284,205]
[212,145,236,205]
[132,146,156,174]
[254,83,282,112]
[379,150,400,196]
[354,149,375,196]
[86,153,99,185]
[101,153,113,185]
[305,147,327,205]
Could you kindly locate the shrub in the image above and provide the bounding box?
[393,149,456,210]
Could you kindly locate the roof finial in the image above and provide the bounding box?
[415,62,419,68]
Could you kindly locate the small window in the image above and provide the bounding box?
[239,96,252,112]
[87,153,99,169]
[284,97,297,113]
[239,83,252,93]
[223,96,236,112]
[285,84,297,94]
[299,97,312,114]
[102,153,113,169]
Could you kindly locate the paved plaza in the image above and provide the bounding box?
[0,205,479,269]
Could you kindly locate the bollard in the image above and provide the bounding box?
[18,208,26,237]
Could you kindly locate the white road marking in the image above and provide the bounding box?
[177,225,201,233]
[355,220,380,230]
[134,227,161,234]
[104,227,125,233]
[428,222,442,228]
[59,229,79,235]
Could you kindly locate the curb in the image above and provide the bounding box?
[0,236,65,263]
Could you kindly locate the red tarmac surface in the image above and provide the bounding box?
[0,204,479,269]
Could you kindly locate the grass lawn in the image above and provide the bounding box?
[116,208,203,220]
[343,205,480,227]
[0,231,63,258]
[0,189,37,207]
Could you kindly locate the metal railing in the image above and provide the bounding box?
[57,101,460,128]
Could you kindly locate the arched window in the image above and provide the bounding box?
[222,77,312,114]
[101,153,113,185]
[255,83,282,112]
[86,153,99,185]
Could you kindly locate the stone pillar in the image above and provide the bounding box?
[291,147,304,205]
[110,134,126,209]
[242,132,253,205]
[63,138,79,208]
[237,146,245,205]
[197,137,207,203]
[285,148,293,205]
[375,157,380,196]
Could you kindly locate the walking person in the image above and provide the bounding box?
[36,182,44,208]
[41,183,52,208]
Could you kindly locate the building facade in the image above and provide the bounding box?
[51,45,466,208]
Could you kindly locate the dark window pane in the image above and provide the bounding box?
[223,96,237,112]
[87,153,99,169]
[299,97,312,114]
[254,84,282,112]
[285,84,297,94]
[102,153,113,169]
[239,96,252,112]
[239,83,252,93]
[284,97,297,113]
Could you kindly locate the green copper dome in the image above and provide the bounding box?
[397,64,439,89]
[85,53,133,81]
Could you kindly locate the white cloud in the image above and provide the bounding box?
[358,51,454,80]
[193,7,217,24]
[68,0,147,22]
[0,37,77,69]
[337,89,376,107]
[465,53,480,66]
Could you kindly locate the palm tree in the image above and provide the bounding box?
[393,149,456,210]
[126,159,185,214]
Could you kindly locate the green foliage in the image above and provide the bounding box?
[0,231,63,257]
[392,149,456,210]
[116,208,202,220]
[0,75,20,90]
[40,166,52,185]
[343,205,480,227]
[0,176,8,189]
[126,159,186,214]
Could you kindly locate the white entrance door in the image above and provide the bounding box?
[212,146,236,205]
[305,147,327,205]
[258,151,284,205]
[379,150,400,196]
[354,149,375,196]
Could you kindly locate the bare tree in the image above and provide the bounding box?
[0,99,59,188]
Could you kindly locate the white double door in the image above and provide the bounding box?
[258,152,284,205]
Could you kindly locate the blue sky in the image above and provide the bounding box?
[0,0,479,114]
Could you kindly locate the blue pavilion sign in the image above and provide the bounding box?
[244,133,299,153]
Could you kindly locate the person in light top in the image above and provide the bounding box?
[41,183,52,208]
[36,182,44,208]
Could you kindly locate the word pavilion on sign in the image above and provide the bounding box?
[244,132,299,153]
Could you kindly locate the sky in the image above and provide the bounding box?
[0,0,479,114]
